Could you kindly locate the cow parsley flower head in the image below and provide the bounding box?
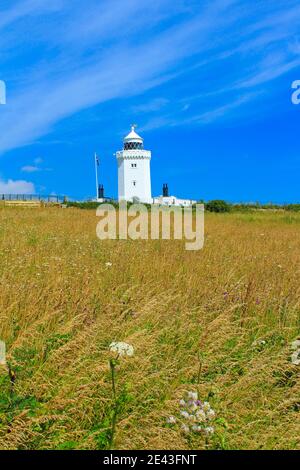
[109,341,134,357]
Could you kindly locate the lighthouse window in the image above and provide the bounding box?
[133,181,137,186]
[124,142,143,150]
[131,163,137,168]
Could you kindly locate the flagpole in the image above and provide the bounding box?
[95,152,99,200]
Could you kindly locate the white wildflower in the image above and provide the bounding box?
[181,424,190,434]
[192,425,202,432]
[187,401,198,412]
[166,416,176,424]
[187,391,198,401]
[204,426,214,435]
[202,401,211,412]
[196,409,206,422]
[109,341,134,357]
[176,392,217,437]
[291,350,300,366]
[105,262,112,267]
[207,409,216,420]
[187,413,196,423]
[291,339,300,351]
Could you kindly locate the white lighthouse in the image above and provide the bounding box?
[116,125,152,204]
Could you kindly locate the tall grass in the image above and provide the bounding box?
[0,207,299,450]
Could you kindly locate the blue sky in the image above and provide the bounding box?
[0,0,300,202]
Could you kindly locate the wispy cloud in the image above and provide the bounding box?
[0,0,240,153]
[236,55,300,89]
[140,92,259,131]
[0,0,299,156]
[21,165,40,173]
[131,98,169,114]
[21,157,50,173]
[0,0,63,30]
[188,92,261,124]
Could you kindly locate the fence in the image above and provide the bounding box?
[0,194,65,203]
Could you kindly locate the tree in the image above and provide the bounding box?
[205,200,231,213]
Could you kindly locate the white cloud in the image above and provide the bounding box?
[237,57,300,89]
[0,178,35,194]
[21,165,39,173]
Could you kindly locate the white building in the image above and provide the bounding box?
[116,126,152,204]
[153,195,196,207]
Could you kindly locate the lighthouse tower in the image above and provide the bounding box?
[116,125,152,204]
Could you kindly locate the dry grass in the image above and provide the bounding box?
[0,207,299,450]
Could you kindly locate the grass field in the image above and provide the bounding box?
[0,207,299,450]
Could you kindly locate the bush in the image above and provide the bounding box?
[285,204,300,212]
[205,200,231,213]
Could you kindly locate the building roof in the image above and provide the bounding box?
[124,125,143,143]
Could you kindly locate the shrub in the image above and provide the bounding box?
[285,204,300,212]
[205,200,231,213]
